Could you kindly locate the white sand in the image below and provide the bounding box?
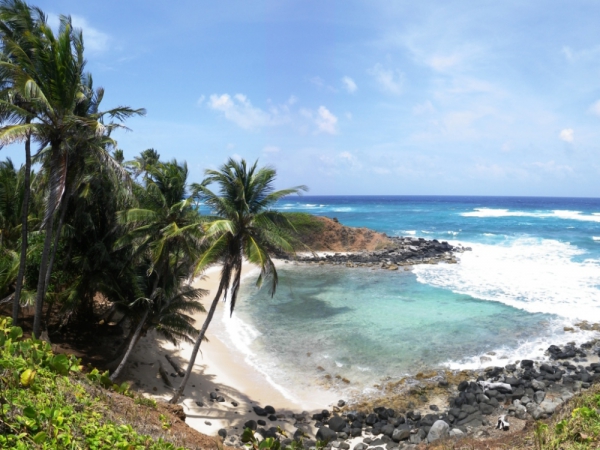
[123,263,338,439]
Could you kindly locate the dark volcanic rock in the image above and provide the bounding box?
[328,416,346,432]
[253,406,267,416]
[316,427,337,443]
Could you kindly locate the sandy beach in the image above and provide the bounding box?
[123,263,338,439]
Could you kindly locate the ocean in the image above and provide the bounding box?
[214,196,600,403]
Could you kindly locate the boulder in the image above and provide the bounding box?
[265,405,276,414]
[253,406,268,416]
[449,428,464,437]
[316,427,337,443]
[427,420,450,443]
[540,400,559,415]
[328,416,347,432]
[392,427,411,442]
[365,413,378,425]
[218,429,227,438]
[244,420,257,431]
[380,424,395,438]
[479,403,495,415]
[534,391,545,404]
[531,379,546,391]
[514,404,527,419]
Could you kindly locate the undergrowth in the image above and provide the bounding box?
[0,316,184,449]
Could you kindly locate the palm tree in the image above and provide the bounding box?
[0,10,144,336]
[0,0,46,324]
[109,160,206,381]
[170,158,306,403]
[0,158,21,301]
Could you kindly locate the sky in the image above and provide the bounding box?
[3,0,600,196]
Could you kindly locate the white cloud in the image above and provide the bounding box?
[197,95,206,105]
[559,128,574,143]
[427,54,462,72]
[342,76,357,93]
[368,63,404,95]
[589,100,600,117]
[288,95,298,105]
[263,146,280,154]
[48,13,110,54]
[208,93,288,130]
[315,106,338,134]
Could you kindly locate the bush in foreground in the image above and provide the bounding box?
[0,316,185,449]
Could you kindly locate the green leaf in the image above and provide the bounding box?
[23,406,37,418]
[241,428,256,443]
[8,326,23,340]
[49,354,70,375]
[33,431,47,444]
[20,369,36,387]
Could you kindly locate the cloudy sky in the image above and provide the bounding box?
[4,0,600,196]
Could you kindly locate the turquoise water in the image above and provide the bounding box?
[219,196,600,398]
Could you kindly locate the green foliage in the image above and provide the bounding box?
[0,316,185,449]
[134,396,157,409]
[529,388,600,450]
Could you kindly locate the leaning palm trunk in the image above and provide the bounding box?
[12,132,30,325]
[42,192,69,300]
[32,153,62,337]
[109,308,149,382]
[169,275,228,404]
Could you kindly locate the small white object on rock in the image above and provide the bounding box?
[496,415,509,431]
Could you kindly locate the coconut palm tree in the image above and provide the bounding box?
[0,10,144,336]
[170,158,306,403]
[109,160,206,381]
[0,0,46,324]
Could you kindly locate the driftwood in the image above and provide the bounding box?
[157,360,173,388]
[165,354,185,377]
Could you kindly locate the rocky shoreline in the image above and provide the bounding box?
[281,236,470,269]
[212,336,600,449]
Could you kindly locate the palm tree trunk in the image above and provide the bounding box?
[169,276,227,404]
[109,308,149,382]
[12,131,31,325]
[42,192,69,298]
[33,154,61,338]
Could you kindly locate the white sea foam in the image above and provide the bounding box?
[404,230,416,235]
[483,233,495,236]
[333,207,353,212]
[593,236,600,241]
[447,231,460,236]
[414,237,600,320]
[462,208,600,223]
[443,324,599,371]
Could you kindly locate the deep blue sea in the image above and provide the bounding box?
[216,196,600,403]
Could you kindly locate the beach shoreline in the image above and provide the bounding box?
[123,263,340,441]
[121,252,600,447]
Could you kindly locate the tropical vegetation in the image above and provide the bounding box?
[0,0,306,412]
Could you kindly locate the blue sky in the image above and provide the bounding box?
[3,1,600,196]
